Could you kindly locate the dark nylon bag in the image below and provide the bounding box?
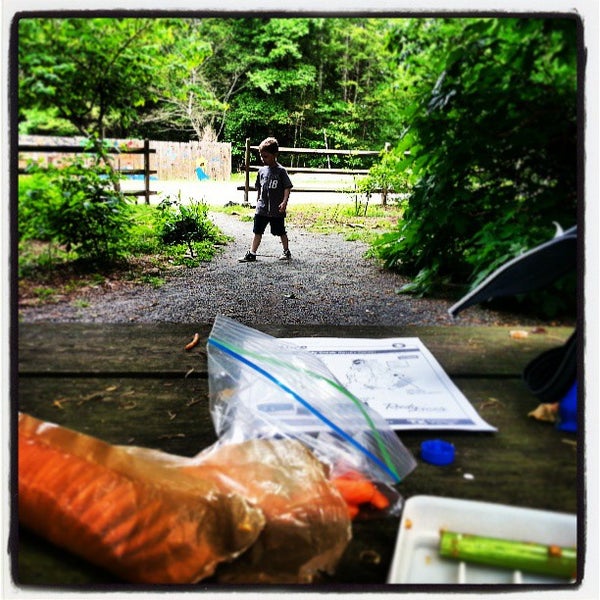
[449,226,577,403]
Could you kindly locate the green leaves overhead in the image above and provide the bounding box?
[19,18,164,137]
[18,16,398,149]
[248,64,317,95]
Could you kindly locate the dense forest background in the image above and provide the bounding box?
[18,17,418,167]
[16,16,580,314]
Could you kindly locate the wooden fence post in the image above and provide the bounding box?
[244,137,251,205]
[381,142,391,206]
[143,139,150,205]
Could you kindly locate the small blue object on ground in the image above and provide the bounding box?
[557,381,577,433]
[421,439,455,466]
[196,167,209,181]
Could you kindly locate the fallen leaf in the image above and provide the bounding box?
[185,332,200,351]
[528,402,559,422]
[359,550,381,565]
[479,397,504,410]
[510,330,529,339]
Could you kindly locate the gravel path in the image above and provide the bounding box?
[20,211,560,327]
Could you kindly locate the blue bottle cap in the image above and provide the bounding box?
[421,439,455,466]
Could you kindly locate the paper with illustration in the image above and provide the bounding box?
[284,337,496,432]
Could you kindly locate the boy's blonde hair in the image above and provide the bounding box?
[258,137,279,155]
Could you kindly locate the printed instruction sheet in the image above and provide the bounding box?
[285,337,496,432]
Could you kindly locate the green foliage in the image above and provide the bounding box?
[18,18,167,137]
[17,16,400,152]
[19,106,79,136]
[372,18,578,316]
[357,149,412,205]
[122,204,162,255]
[19,145,133,262]
[155,194,227,262]
[18,168,59,242]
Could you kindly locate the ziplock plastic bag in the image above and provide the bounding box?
[207,315,417,487]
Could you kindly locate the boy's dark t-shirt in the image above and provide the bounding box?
[255,164,293,218]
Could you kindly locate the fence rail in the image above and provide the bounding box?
[239,138,388,203]
[18,139,157,204]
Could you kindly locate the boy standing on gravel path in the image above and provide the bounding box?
[239,137,293,262]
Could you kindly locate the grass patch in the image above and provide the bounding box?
[72,299,91,309]
[215,200,403,243]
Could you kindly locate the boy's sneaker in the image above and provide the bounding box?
[239,251,257,262]
[279,250,292,260]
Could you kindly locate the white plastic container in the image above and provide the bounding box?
[387,495,577,584]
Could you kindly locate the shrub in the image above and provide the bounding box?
[19,149,132,263]
[155,194,227,262]
[371,18,577,318]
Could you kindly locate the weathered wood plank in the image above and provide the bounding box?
[245,166,371,174]
[17,377,217,457]
[237,185,378,192]
[18,323,212,376]
[398,378,578,515]
[18,144,156,154]
[18,323,573,377]
[251,145,381,156]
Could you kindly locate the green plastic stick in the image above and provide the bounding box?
[439,530,576,579]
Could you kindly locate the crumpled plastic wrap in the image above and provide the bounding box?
[18,412,351,584]
[181,438,352,583]
[18,412,265,584]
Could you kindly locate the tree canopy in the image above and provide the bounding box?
[18,17,402,159]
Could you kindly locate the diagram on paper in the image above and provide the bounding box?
[284,337,496,432]
[345,357,418,393]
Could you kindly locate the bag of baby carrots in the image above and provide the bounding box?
[18,412,351,585]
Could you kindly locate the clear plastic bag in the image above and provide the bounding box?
[207,315,417,488]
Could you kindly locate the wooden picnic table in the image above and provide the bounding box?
[16,322,579,587]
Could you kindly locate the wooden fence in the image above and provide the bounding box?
[18,136,232,202]
[153,140,231,181]
[18,138,157,204]
[239,137,388,204]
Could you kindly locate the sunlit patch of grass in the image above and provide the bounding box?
[213,200,403,243]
